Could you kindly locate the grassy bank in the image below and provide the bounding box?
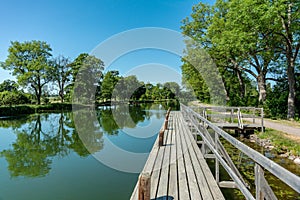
[0,103,75,116]
[257,128,300,156]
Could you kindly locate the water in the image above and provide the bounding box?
[207,136,300,199]
[0,104,167,200]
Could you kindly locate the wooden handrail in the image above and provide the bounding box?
[181,104,300,198]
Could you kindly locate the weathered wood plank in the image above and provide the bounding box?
[168,115,178,199]
[150,137,165,198]
[131,111,225,200]
[178,117,215,200]
[178,112,225,200]
[131,135,160,200]
[175,112,190,200]
[156,128,171,198]
[178,116,202,200]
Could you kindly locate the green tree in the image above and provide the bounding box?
[181,0,280,104]
[3,41,52,104]
[114,75,142,100]
[0,80,19,92]
[101,71,120,101]
[163,82,180,97]
[0,91,30,105]
[271,0,300,119]
[50,55,72,103]
[71,54,105,103]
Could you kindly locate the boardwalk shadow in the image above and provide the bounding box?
[152,196,174,200]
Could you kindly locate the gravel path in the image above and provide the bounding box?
[251,118,300,137]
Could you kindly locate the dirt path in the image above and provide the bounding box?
[189,101,300,138]
[251,118,300,137]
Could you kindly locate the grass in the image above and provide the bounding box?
[257,128,300,156]
[0,103,77,116]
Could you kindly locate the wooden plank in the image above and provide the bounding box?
[179,125,215,199]
[175,112,190,200]
[143,136,160,173]
[219,181,237,189]
[131,111,225,200]
[178,112,225,200]
[168,114,178,199]
[156,128,171,198]
[131,134,160,200]
[150,136,166,198]
[177,115,202,200]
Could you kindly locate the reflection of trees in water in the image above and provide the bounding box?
[98,105,147,135]
[0,103,169,178]
[0,112,103,178]
[73,109,104,154]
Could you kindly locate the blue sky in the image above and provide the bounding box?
[0,0,212,84]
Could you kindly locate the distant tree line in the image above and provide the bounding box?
[181,0,300,119]
[0,40,182,106]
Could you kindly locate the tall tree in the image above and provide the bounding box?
[114,75,142,100]
[3,41,52,104]
[182,0,280,104]
[163,82,180,97]
[101,71,120,101]
[70,53,104,103]
[272,0,300,119]
[50,55,72,103]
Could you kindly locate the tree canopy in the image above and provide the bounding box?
[3,40,52,104]
[181,0,300,118]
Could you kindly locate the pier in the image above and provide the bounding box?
[131,105,300,200]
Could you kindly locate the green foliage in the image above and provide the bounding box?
[181,0,300,118]
[181,62,210,103]
[100,70,120,101]
[0,91,30,105]
[49,55,72,103]
[0,80,19,92]
[71,53,104,104]
[3,40,53,104]
[114,75,142,100]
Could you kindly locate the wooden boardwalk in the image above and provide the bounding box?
[130,111,225,200]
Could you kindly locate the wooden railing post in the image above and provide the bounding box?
[164,119,168,130]
[253,108,255,124]
[138,172,151,200]
[261,108,264,133]
[231,109,234,123]
[215,131,220,184]
[255,164,263,200]
[255,163,278,200]
[159,130,164,147]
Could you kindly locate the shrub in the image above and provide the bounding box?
[0,91,30,105]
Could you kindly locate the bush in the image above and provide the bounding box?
[0,91,30,105]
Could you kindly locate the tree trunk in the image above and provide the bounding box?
[257,74,266,103]
[37,85,42,105]
[236,70,245,98]
[287,59,295,119]
[283,3,296,119]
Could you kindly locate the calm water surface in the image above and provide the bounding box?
[0,104,166,200]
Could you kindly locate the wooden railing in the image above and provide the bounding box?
[181,104,300,200]
[191,105,264,132]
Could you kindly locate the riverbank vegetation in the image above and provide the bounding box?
[181,0,300,120]
[0,41,182,112]
[256,129,300,156]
